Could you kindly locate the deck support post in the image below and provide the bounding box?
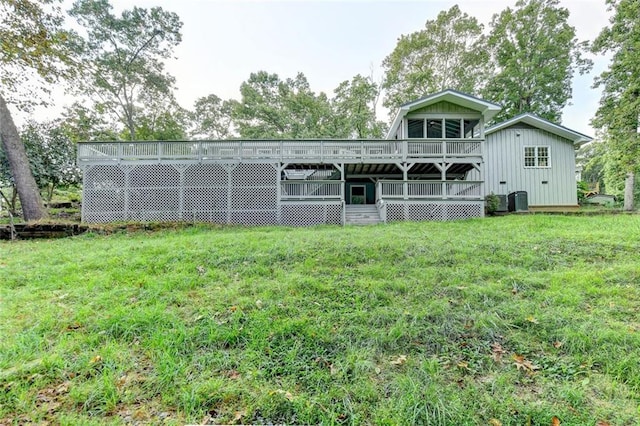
[275,163,285,224]
[123,165,131,221]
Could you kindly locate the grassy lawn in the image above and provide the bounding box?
[1,215,639,425]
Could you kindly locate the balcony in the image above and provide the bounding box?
[77,139,483,165]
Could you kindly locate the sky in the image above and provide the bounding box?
[34,0,613,136]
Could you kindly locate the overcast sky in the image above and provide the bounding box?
[41,0,613,136]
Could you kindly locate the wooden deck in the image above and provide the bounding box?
[77,139,483,165]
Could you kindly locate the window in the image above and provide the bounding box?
[406,118,482,139]
[524,146,550,168]
[445,119,461,138]
[427,120,442,138]
[463,119,480,138]
[407,119,424,138]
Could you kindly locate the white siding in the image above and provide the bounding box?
[482,127,578,206]
[412,101,478,114]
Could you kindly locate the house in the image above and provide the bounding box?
[481,113,592,211]
[77,90,591,225]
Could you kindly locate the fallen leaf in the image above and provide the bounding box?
[513,354,539,372]
[227,370,241,380]
[390,355,407,365]
[229,306,238,312]
[491,342,506,362]
[330,363,338,376]
[233,409,246,421]
[595,421,610,426]
[526,316,539,324]
[553,341,563,348]
[273,389,295,401]
[457,361,469,369]
[90,355,102,364]
[489,419,502,426]
[255,299,263,309]
[551,416,560,426]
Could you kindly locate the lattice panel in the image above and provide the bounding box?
[231,188,277,209]
[281,203,343,226]
[130,165,180,187]
[385,203,406,222]
[406,203,483,221]
[326,204,343,225]
[184,188,228,210]
[231,211,278,225]
[128,210,181,222]
[85,165,125,189]
[408,204,444,221]
[83,189,125,212]
[128,188,180,211]
[189,211,228,223]
[84,210,126,223]
[231,163,277,185]
[184,164,228,186]
[83,165,126,222]
[444,203,482,220]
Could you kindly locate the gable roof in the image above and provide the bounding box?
[485,113,593,146]
[386,89,502,139]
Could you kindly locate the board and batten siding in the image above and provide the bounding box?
[479,127,578,206]
[411,101,478,114]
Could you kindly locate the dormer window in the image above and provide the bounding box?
[407,118,480,139]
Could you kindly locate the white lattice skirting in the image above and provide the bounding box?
[81,163,344,225]
[383,201,484,222]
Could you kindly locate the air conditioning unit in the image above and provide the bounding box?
[496,194,508,212]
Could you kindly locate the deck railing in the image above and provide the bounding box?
[281,180,343,200]
[78,139,483,164]
[377,180,482,200]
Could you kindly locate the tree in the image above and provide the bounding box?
[0,0,74,220]
[58,102,120,143]
[190,94,234,139]
[381,5,490,113]
[69,0,183,140]
[232,71,334,139]
[127,91,188,140]
[331,74,387,139]
[1,120,80,207]
[592,0,640,211]
[484,0,591,122]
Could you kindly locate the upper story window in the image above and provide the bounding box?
[524,146,550,168]
[407,118,480,138]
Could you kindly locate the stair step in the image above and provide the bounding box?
[345,205,382,225]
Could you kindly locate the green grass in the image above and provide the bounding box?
[1,215,640,425]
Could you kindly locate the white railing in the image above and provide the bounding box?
[378,180,482,200]
[281,180,343,200]
[78,139,483,164]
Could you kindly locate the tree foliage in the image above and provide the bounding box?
[331,74,386,138]
[591,0,640,210]
[381,5,489,112]
[231,71,334,139]
[0,0,76,220]
[69,0,183,140]
[484,0,591,122]
[0,0,75,105]
[190,94,234,139]
[0,120,80,199]
[231,71,386,139]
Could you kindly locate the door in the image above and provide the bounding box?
[350,185,366,204]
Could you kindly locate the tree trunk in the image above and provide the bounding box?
[623,171,635,211]
[0,94,48,221]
